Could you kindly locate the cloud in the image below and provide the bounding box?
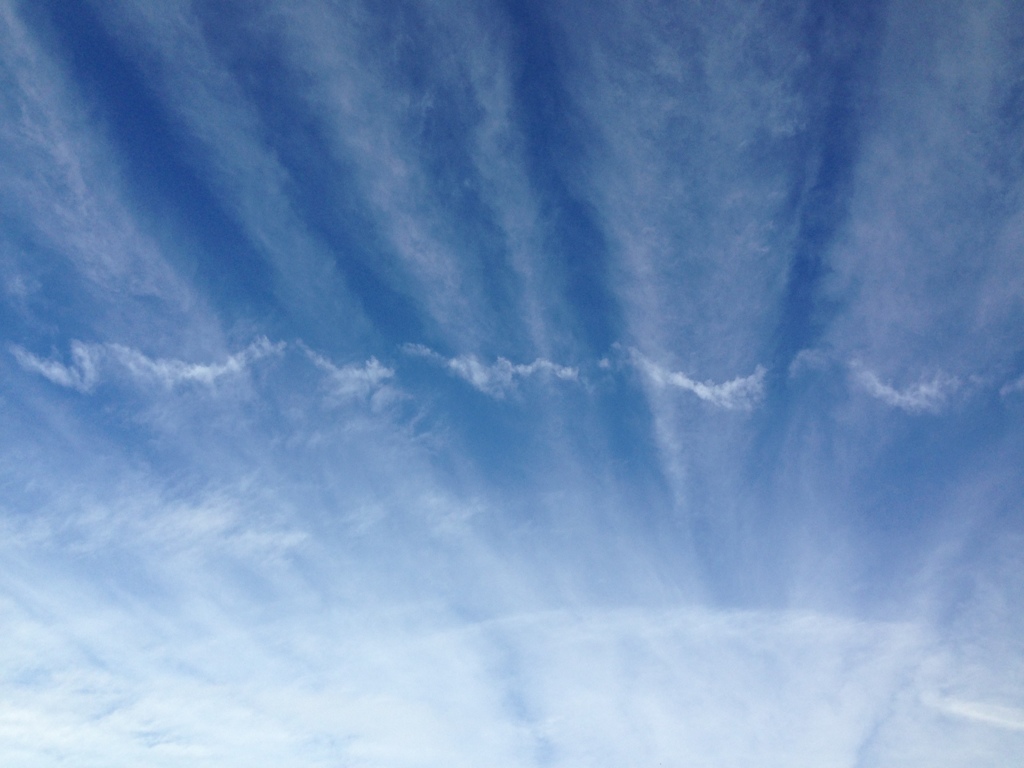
[788,347,835,378]
[10,341,100,392]
[546,0,808,383]
[3,2,1023,766]
[0,561,941,768]
[302,345,396,405]
[999,373,1024,398]
[77,0,368,335]
[926,696,1024,732]
[629,349,766,411]
[818,0,1024,387]
[404,344,578,398]
[851,362,960,413]
[0,3,191,308]
[11,338,283,392]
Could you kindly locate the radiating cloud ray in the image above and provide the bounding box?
[0,1,199,334]
[1000,373,1024,397]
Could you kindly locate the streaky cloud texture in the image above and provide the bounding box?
[1,0,1022,765]
[12,337,284,392]
[850,360,961,413]
[404,343,578,398]
[629,347,767,411]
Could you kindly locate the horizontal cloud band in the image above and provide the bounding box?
[628,348,767,411]
[403,343,578,398]
[11,338,284,392]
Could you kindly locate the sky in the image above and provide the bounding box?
[1,0,1023,765]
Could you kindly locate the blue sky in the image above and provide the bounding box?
[2,0,1023,764]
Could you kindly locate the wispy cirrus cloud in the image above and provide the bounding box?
[404,343,578,398]
[10,341,100,393]
[553,0,809,378]
[79,0,369,335]
[0,3,195,317]
[0,550,982,768]
[851,361,961,414]
[302,344,396,407]
[629,349,766,411]
[2,1,1023,765]
[821,0,1024,383]
[925,695,1024,732]
[11,338,284,393]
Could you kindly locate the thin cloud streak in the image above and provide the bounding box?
[926,696,1024,732]
[86,0,369,333]
[630,349,766,411]
[302,344,396,406]
[851,361,960,413]
[999,373,1024,397]
[821,0,1024,382]
[12,338,284,392]
[404,343,578,398]
[263,2,502,346]
[0,3,192,309]
[11,341,100,392]
[554,0,804,378]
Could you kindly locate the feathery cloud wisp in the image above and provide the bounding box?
[630,349,766,411]
[999,373,1024,398]
[403,344,578,398]
[925,696,1024,732]
[303,345,396,405]
[12,338,284,392]
[851,362,960,413]
[11,341,100,392]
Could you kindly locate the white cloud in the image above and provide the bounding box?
[404,344,578,398]
[851,362,960,413]
[105,338,284,388]
[631,349,766,411]
[10,341,100,393]
[12,338,283,392]
[925,695,1024,732]
[248,2,491,346]
[303,345,395,404]
[0,561,966,768]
